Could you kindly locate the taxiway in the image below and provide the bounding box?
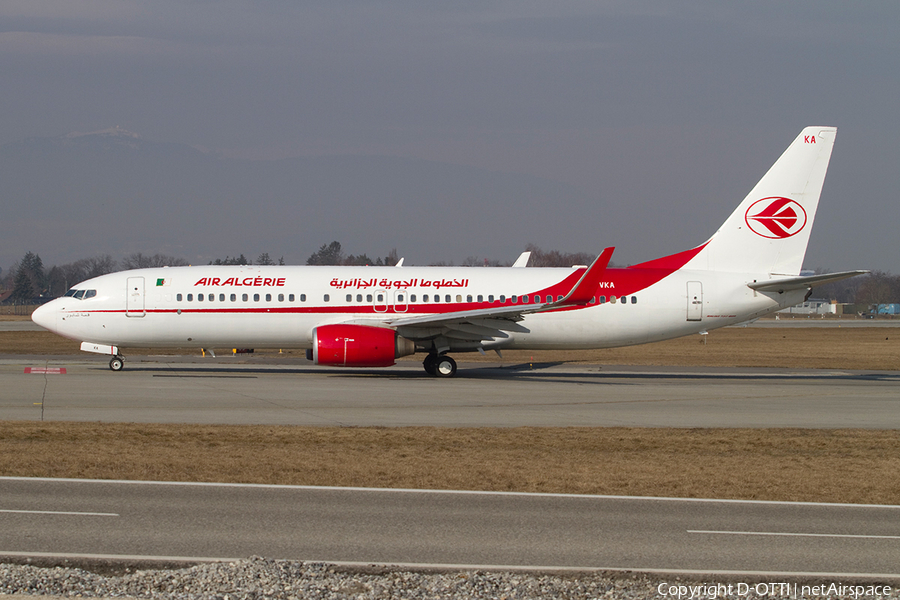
[1,356,898,427]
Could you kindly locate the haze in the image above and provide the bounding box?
[1,1,897,272]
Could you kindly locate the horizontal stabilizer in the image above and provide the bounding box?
[748,270,868,293]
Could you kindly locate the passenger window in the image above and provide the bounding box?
[411,294,417,302]
[231,294,237,302]
[455,295,460,302]
[589,297,595,304]
[187,294,193,302]
[376,294,383,302]
[324,294,330,302]
[346,294,352,302]
[356,294,362,302]
[253,293,260,302]
[423,295,429,302]
[219,294,225,302]
[631,296,637,304]
[557,295,563,301]
[600,296,606,304]
[488,295,494,302]
[266,294,272,302]
[398,294,405,302]
[177,293,183,302]
[500,295,506,303]
[433,295,439,303]
[467,295,473,302]
[366,294,373,302]
[477,295,483,302]
[511,295,517,304]
[546,295,552,303]
[289,294,295,302]
[445,295,451,303]
[611,296,617,303]
[300,294,306,302]
[242,293,248,302]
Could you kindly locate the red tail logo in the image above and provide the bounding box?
[745,197,807,239]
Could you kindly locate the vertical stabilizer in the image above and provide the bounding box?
[688,127,836,275]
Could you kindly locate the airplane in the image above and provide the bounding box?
[32,127,866,377]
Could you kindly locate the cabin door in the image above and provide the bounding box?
[126,277,146,317]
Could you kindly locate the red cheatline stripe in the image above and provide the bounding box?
[24,367,67,374]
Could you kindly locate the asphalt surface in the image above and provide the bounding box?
[2,355,899,427]
[3,326,899,578]
[2,477,899,577]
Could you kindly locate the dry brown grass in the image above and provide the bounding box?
[458,326,900,371]
[4,325,900,371]
[1,422,898,504]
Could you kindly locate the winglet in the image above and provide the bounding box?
[557,247,614,306]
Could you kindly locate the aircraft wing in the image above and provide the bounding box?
[747,270,868,293]
[383,248,614,343]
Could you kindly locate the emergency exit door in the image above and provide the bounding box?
[126,277,145,317]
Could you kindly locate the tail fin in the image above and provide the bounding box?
[689,127,837,276]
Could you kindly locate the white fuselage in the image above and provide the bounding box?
[32,263,802,352]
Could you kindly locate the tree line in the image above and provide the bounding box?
[1,252,191,302]
[3,245,897,308]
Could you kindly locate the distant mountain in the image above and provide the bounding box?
[0,129,597,269]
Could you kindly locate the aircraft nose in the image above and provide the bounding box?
[32,302,57,334]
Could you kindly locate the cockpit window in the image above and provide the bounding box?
[84,290,96,299]
[74,290,86,299]
[63,289,96,299]
[64,289,78,297]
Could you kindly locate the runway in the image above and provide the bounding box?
[2,477,899,577]
[1,355,899,427]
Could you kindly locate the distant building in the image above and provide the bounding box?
[778,298,842,316]
[877,304,900,315]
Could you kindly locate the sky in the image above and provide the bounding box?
[1,1,898,272]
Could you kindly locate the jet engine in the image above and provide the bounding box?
[309,324,416,367]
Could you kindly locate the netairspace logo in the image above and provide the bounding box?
[655,582,894,599]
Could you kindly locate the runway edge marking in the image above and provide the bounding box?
[3,476,900,510]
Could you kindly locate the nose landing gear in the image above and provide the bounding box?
[109,355,125,372]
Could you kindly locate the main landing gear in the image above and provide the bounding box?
[423,353,457,378]
[109,355,125,372]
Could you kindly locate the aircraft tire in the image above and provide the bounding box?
[109,356,124,372]
[434,355,457,378]
[423,354,437,376]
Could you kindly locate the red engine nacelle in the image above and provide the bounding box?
[311,324,416,367]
